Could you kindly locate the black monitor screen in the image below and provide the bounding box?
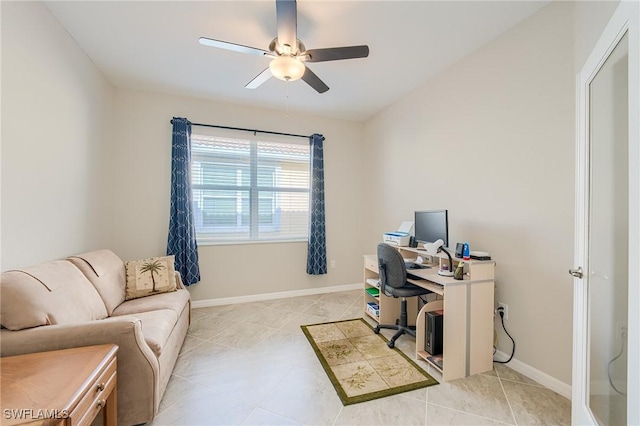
[414,210,449,248]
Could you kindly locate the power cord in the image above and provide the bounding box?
[607,328,627,395]
[494,307,515,363]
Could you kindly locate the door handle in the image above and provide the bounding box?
[569,267,584,279]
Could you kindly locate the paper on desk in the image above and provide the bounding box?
[397,221,414,234]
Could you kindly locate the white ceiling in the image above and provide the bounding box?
[45,1,550,122]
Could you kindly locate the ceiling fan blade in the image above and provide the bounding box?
[245,68,273,89]
[303,45,370,62]
[301,66,329,94]
[276,0,297,52]
[199,37,269,57]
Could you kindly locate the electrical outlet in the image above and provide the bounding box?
[330,260,336,269]
[617,323,628,338]
[498,302,508,320]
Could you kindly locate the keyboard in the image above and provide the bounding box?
[405,262,431,270]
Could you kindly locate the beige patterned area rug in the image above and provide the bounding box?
[301,318,438,405]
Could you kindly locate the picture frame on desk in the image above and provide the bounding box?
[455,243,465,258]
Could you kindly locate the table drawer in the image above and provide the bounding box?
[364,257,378,273]
[69,357,116,426]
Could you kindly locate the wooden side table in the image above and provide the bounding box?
[1,344,118,426]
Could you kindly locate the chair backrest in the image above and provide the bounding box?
[377,243,407,291]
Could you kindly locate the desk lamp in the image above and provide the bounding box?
[423,239,454,277]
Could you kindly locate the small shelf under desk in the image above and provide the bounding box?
[363,247,495,381]
[363,255,418,326]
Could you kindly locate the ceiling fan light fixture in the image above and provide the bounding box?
[269,56,305,82]
[199,0,369,93]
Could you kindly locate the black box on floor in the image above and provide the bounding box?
[425,310,443,355]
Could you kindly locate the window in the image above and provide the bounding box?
[191,134,310,243]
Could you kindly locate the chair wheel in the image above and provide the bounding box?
[387,340,395,349]
[373,326,380,334]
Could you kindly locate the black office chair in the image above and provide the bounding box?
[374,243,431,348]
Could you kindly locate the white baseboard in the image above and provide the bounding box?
[191,283,362,308]
[494,350,572,399]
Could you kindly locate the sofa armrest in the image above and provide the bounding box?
[0,317,160,425]
[0,317,155,361]
[175,271,186,290]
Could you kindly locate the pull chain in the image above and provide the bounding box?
[285,80,290,117]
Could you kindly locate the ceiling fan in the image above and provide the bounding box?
[199,0,369,94]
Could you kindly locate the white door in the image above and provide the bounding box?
[573,2,639,425]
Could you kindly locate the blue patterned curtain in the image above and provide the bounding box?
[307,133,327,275]
[167,117,201,285]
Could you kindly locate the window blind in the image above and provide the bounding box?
[191,134,310,243]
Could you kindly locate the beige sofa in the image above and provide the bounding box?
[0,249,191,426]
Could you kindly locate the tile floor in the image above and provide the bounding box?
[150,290,571,425]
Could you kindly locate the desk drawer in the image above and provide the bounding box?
[364,257,378,273]
[70,357,116,426]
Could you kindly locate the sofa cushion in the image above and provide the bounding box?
[115,309,178,357]
[111,288,190,318]
[0,260,108,331]
[124,256,177,300]
[68,250,126,315]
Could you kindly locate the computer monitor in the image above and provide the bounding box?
[414,210,449,248]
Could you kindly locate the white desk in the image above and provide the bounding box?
[363,248,495,381]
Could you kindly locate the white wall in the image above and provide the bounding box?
[362,1,576,384]
[111,89,364,301]
[574,1,621,71]
[1,1,114,270]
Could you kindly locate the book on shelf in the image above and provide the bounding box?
[365,287,380,297]
[427,355,443,370]
[365,278,380,287]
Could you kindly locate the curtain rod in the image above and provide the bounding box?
[170,119,312,140]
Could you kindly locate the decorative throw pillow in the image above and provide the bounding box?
[125,256,177,300]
